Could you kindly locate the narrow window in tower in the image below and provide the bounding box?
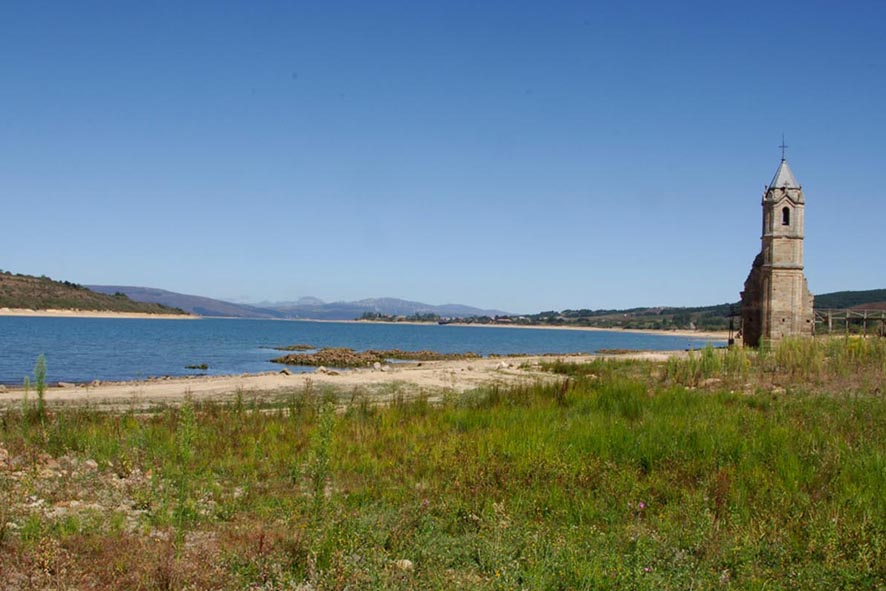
[782,207,791,226]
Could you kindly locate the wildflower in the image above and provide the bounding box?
[638,501,646,510]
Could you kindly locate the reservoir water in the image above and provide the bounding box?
[0,317,724,385]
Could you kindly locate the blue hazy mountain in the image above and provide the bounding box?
[88,286,511,320]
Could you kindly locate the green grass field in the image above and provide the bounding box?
[1,338,884,589]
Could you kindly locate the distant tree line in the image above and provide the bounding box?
[355,288,886,333]
[813,289,886,310]
[359,312,443,322]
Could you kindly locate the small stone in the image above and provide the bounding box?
[0,385,7,392]
[316,366,328,374]
[373,362,382,371]
[393,559,414,572]
[279,368,293,376]
[380,365,390,373]
[83,459,99,471]
[58,382,75,388]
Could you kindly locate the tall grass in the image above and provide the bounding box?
[172,402,198,533]
[661,337,885,392]
[33,353,47,421]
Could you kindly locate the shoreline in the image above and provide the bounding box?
[347,318,730,340]
[0,309,730,340]
[0,351,689,409]
[0,308,196,320]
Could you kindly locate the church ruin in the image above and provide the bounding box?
[740,155,814,347]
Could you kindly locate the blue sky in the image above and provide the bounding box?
[2,1,884,313]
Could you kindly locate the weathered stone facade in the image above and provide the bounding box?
[740,158,814,347]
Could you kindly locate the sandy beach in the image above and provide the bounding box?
[0,351,686,410]
[0,308,195,320]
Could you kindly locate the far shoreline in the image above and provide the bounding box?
[0,308,196,320]
[344,318,730,341]
[0,308,729,340]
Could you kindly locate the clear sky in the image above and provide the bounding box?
[2,1,884,313]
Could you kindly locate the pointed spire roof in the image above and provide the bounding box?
[769,159,800,189]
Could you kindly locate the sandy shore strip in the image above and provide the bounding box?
[0,351,687,410]
[314,319,730,340]
[0,308,195,319]
[449,322,729,340]
[0,308,729,340]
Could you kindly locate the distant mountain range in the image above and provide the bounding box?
[88,286,511,320]
[87,285,886,323]
[87,286,286,318]
[269,297,512,320]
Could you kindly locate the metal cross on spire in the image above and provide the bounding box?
[779,134,788,160]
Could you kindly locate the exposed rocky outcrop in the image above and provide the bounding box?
[271,347,481,368]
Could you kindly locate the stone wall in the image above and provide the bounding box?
[766,270,814,341]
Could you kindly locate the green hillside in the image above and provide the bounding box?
[0,271,188,315]
[451,290,886,332]
[813,289,886,310]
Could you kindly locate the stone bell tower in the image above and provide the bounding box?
[740,151,814,346]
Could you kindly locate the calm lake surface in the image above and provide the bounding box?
[0,317,724,385]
